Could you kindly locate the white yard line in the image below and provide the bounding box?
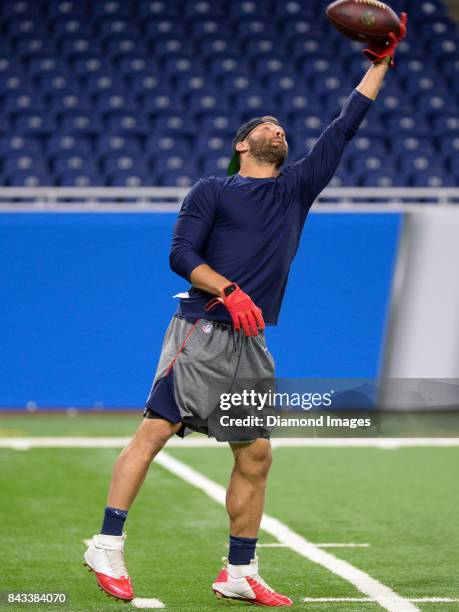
[3,436,459,449]
[257,543,370,548]
[303,598,459,603]
[130,598,165,608]
[155,451,419,612]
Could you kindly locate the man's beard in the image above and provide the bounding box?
[247,135,288,169]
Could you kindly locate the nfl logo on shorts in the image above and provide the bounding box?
[202,322,213,334]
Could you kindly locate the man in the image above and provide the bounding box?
[84,22,406,607]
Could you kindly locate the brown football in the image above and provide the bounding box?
[326,0,401,43]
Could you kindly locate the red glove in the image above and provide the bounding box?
[205,283,265,337]
[363,12,407,67]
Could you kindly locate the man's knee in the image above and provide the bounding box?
[135,417,181,455]
[233,439,272,480]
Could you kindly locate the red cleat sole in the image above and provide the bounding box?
[213,589,291,607]
[83,563,132,602]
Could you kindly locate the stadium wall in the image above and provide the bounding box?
[0,212,401,409]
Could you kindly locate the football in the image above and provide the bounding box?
[326,0,402,43]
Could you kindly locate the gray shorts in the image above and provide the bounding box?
[144,315,275,442]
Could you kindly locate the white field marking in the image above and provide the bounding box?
[155,452,419,612]
[256,543,369,549]
[303,598,459,603]
[82,540,166,609]
[131,598,165,609]
[2,437,459,449]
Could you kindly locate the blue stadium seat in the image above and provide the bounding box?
[410,169,456,187]
[151,113,189,136]
[196,134,231,155]
[151,152,194,173]
[429,37,459,59]
[350,134,388,157]
[391,134,437,156]
[278,92,321,116]
[175,73,213,95]
[46,0,87,19]
[185,1,224,19]
[144,18,185,38]
[14,112,56,136]
[310,73,346,95]
[275,0,313,19]
[94,91,136,114]
[51,154,96,175]
[6,18,47,39]
[117,56,153,76]
[201,153,231,176]
[432,113,459,133]
[281,17,314,39]
[4,92,44,116]
[51,17,92,39]
[253,54,290,77]
[74,56,113,77]
[102,154,148,175]
[228,0,268,19]
[347,152,387,174]
[359,170,407,187]
[209,55,246,77]
[29,57,68,78]
[290,114,329,133]
[140,91,183,116]
[61,37,100,59]
[138,1,179,19]
[96,135,142,157]
[0,135,42,155]
[105,112,149,135]
[83,72,124,95]
[146,134,191,156]
[156,170,196,187]
[47,134,92,156]
[108,170,152,186]
[3,153,47,175]
[15,37,56,59]
[57,170,104,186]
[49,91,92,114]
[105,36,147,58]
[6,170,53,186]
[264,73,305,94]
[198,36,233,60]
[37,71,79,93]
[416,91,457,114]
[448,154,459,176]
[92,1,131,20]
[199,115,236,133]
[98,18,138,39]
[154,37,193,59]
[3,1,41,19]
[438,135,459,156]
[398,152,440,174]
[162,55,198,77]
[231,90,271,114]
[236,18,276,38]
[60,111,102,134]
[128,72,162,95]
[187,92,227,115]
[0,72,30,92]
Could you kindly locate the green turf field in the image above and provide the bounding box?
[1,414,458,612]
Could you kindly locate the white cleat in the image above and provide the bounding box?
[84,533,134,601]
[212,557,292,606]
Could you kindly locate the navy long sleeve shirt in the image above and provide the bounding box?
[169,89,373,325]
